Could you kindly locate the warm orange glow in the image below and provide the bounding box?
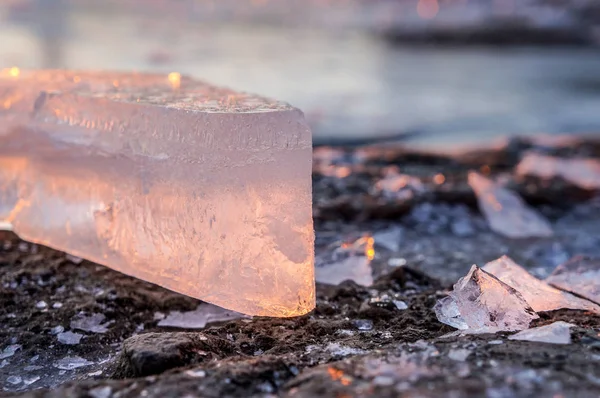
[481,165,491,175]
[113,80,120,88]
[73,76,81,83]
[366,237,375,261]
[168,72,181,89]
[417,0,439,19]
[327,367,352,386]
[9,67,20,78]
[433,173,445,185]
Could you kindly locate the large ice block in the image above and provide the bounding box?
[0,70,315,317]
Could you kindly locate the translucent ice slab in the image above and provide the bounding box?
[0,70,315,317]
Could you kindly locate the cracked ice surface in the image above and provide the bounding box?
[546,256,600,305]
[0,71,315,317]
[468,171,553,239]
[509,321,575,345]
[435,265,538,332]
[483,256,600,313]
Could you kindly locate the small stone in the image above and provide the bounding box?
[483,256,600,313]
[0,344,21,359]
[388,258,407,267]
[6,375,22,385]
[509,321,575,345]
[88,370,103,377]
[57,331,83,345]
[435,265,538,332]
[52,302,63,309]
[468,171,553,238]
[35,300,48,309]
[546,256,600,305]
[54,356,94,370]
[118,332,234,377]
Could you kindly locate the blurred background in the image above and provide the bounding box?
[1,0,600,148]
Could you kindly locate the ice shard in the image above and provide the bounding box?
[435,265,538,332]
[546,256,600,305]
[483,256,600,314]
[467,171,553,239]
[0,70,315,317]
[516,153,600,190]
[508,321,575,345]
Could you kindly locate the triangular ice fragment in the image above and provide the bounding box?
[508,321,575,345]
[468,172,553,239]
[483,256,600,314]
[546,256,600,305]
[436,265,538,332]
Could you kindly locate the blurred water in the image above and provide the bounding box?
[1,3,600,148]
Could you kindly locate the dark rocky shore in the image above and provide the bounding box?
[1,136,600,397]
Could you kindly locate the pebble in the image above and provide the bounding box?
[35,301,48,309]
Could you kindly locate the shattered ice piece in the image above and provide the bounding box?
[185,369,207,378]
[509,321,575,345]
[65,254,83,264]
[487,340,504,345]
[153,312,166,321]
[375,168,424,200]
[88,370,103,377]
[516,153,600,190]
[0,360,9,368]
[6,375,22,385]
[70,313,112,333]
[158,303,247,329]
[325,342,365,357]
[35,300,48,309]
[468,171,553,238]
[315,236,375,286]
[52,302,63,309]
[483,256,600,314]
[315,255,373,287]
[394,300,408,310]
[57,331,83,345]
[54,356,94,370]
[88,386,112,398]
[23,375,40,386]
[0,344,21,359]
[434,296,468,330]
[373,227,403,252]
[447,348,472,362]
[50,325,65,335]
[436,265,538,332]
[353,319,374,331]
[24,365,44,371]
[546,256,600,305]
